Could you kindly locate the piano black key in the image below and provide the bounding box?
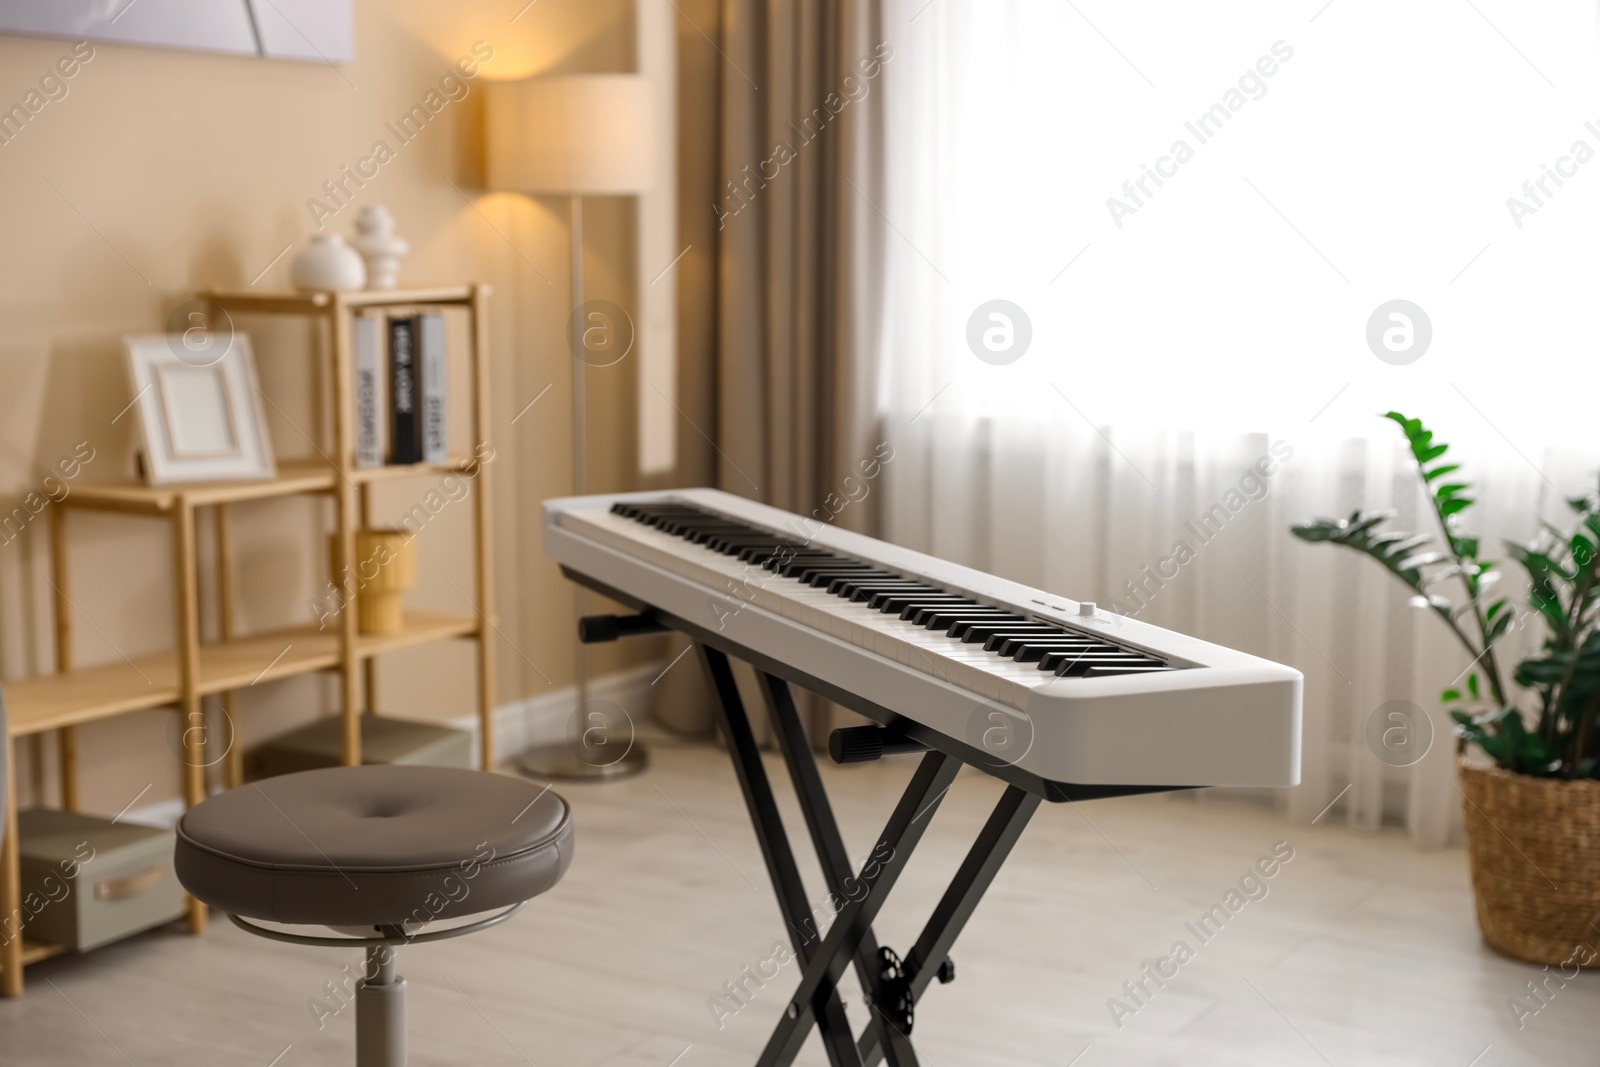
[833,579,929,597]
[851,585,944,604]
[912,607,1008,627]
[1055,655,1164,677]
[896,599,977,619]
[770,555,852,576]
[635,510,694,526]
[1038,647,1133,671]
[871,592,967,612]
[946,617,1034,640]
[964,624,1066,646]
[838,585,934,601]
[803,568,889,586]
[822,572,909,590]
[764,556,844,572]
[656,517,710,536]
[1004,639,1104,661]
[711,539,788,556]
[701,534,775,551]
[1082,664,1172,677]
[982,631,1082,653]
[788,561,876,578]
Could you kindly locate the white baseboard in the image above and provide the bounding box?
[117,663,664,826]
[451,662,663,768]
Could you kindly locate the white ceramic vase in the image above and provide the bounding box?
[350,205,409,291]
[290,234,367,292]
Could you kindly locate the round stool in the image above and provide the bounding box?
[175,765,572,1067]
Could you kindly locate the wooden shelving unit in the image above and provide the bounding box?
[0,285,497,995]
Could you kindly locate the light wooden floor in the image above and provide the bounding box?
[1,740,1593,1066]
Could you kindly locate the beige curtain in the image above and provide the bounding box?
[714,0,886,514]
[661,0,888,743]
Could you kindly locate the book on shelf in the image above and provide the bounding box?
[352,309,451,468]
[418,311,448,465]
[353,312,386,469]
[387,314,420,465]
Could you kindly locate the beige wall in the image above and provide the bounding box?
[0,0,679,813]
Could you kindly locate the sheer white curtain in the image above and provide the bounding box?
[875,0,1600,844]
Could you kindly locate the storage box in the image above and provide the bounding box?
[249,714,473,779]
[16,809,185,953]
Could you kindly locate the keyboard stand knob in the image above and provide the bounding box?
[578,613,670,643]
[1078,601,1097,617]
[828,726,927,764]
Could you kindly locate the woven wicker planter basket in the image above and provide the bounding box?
[1459,761,1600,967]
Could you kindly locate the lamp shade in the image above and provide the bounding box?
[486,74,655,195]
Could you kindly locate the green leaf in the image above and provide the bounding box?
[1572,533,1595,570]
[1485,609,1515,644]
[1290,512,1432,595]
[1467,672,1480,699]
[1425,463,1462,483]
[1439,497,1475,517]
[1441,688,1462,703]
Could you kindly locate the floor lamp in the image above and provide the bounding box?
[487,74,656,779]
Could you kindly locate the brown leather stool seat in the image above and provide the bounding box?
[175,765,573,927]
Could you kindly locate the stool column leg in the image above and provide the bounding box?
[356,945,406,1067]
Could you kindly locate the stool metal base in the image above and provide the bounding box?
[356,945,405,1067]
[228,903,526,1067]
[226,901,524,947]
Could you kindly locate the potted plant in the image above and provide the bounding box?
[1291,412,1600,967]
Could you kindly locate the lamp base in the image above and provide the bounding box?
[512,741,649,782]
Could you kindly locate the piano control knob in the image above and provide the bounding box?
[1078,602,1097,617]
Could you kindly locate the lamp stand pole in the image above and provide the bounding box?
[515,195,648,782]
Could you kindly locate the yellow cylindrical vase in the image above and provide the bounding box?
[328,529,416,635]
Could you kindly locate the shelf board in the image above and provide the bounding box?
[61,457,485,514]
[5,611,480,737]
[349,456,481,483]
[63,460,338,514]
[17,940,65,968]
[203,286,481,311]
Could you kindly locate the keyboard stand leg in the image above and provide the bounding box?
[696,646,865,1067]
[855,784,1041,1067]
[754,673,919,1067]
[744,744,962,1067]
[697,646,1035,1067]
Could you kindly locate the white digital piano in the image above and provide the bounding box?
[544,488,1302,1067]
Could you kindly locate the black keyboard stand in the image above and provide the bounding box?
[563,566,1191,1067]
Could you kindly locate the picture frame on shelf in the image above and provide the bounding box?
[121,333,277,486]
